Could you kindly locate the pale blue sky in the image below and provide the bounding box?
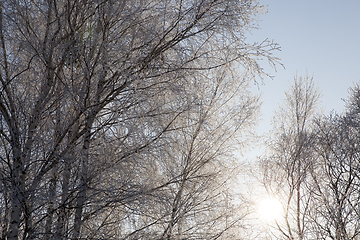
[248,0,360,134]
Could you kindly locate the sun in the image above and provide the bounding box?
[258,197,283,222]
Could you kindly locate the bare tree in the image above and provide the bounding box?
[155,71,260,240]
[0,0,280,239]
[309,83,360,240]
[259,75,321,239]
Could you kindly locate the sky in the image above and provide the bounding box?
[238,1,360,231]
[247,0,360,136]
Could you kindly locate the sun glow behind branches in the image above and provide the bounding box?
[258,197,283,222]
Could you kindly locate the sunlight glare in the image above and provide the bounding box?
[258,197,283,222]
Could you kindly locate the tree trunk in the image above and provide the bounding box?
[73,114,94,239]
[44,171,57,240]
[9,148,24,240]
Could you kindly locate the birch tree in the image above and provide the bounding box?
[309,83,360,240]
[0,0,280,239]
[260,75,321,239]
